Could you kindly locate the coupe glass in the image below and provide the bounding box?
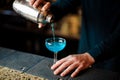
[45,37,66,64]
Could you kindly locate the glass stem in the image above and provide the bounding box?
[54,52,57,64]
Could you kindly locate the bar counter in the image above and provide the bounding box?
[0,47,119,80]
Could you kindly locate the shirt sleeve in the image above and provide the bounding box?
[50,0,81,21]
[88,21,120,61]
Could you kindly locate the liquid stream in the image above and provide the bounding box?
[51,23,55,41]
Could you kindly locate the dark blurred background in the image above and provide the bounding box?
[0,0,81,59]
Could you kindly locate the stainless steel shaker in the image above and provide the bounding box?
[12,0,53,24]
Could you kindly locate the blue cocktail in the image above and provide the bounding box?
[45,37,66,63]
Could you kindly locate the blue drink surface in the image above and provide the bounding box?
[45,38,66,53]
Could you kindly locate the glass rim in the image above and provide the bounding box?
[45,37,66,40]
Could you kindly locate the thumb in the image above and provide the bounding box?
[38,23,43,28]
[38,23,44,28]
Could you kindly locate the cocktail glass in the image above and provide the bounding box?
[45,37,66,64]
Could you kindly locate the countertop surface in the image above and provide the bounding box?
[0,47,119,80]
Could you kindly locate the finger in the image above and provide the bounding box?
[51,57,67,70]
[29,0,36,5]
[60,63,78,77]
[33,0,46,8]
[41,2,51,11]
[53,61,72,75]
[38,23,44,28]
[71,64,83,78]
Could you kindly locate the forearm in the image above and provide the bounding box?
[88,24,120,62]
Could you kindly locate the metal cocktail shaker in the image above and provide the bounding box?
[12,0,53,24]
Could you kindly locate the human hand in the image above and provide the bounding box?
[29,0,50,9]
[29,0,51,28]
[51,53,95,78]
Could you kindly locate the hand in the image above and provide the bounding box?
[29,0,51,28]
[51,53,95,78]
